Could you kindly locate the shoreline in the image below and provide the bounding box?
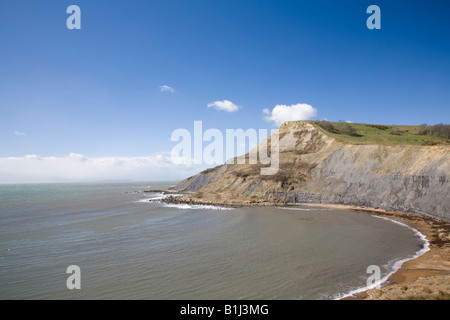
[287,203,450,300]
[162,195,450,300]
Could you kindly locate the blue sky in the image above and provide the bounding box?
[0,0,449,182]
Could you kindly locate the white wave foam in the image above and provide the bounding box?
[335,215,430,300]
[276,206,313,211]
[276,206,331,211]
[136,193,184,203]
[162,203,235,210]
[136,193,233,210]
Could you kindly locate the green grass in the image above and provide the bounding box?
[310,121,450,146]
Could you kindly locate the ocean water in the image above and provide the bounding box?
[0,182,427,300]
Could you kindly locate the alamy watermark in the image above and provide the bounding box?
[66,5,380,31]
[366,265,382,288]
[170,121,279,175]
[66,265,81,290]
[66,5,81,30]
[367,5,381,30]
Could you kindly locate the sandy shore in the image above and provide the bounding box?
[298,203,450,300]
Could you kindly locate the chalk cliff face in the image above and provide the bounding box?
[170,122,450,220]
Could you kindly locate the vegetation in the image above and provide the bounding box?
[366,124,389,130]
[316,120,336,133]
[390,126,401,135]
[312,121,450,146]
[416,123,450,139]
[316,120,359,136]
[335,122,357,136]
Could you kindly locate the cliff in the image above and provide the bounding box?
[169,121,450,220]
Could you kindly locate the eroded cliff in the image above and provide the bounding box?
[169,121,450,220]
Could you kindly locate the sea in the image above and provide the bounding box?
[0,182,428,300]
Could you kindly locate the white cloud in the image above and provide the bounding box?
[0,153,205,184]
[159,85,175,93]
[345,120,353,123]
[14,131,27,136]
[263,103,318,126]
[207,100,241,112]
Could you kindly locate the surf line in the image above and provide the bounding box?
[336,214,430,300]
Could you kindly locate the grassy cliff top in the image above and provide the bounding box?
[308,121,450,146]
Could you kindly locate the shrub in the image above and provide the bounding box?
[336,122,357,136]
[416,123,450,139]
[390,127,401,135]
[316,120,335,133]
[416,123,429,135]
[366,124,389,130]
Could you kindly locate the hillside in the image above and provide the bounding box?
[313,121,450,146]
[168,121,450,220]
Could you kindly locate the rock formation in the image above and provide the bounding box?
[169,121,450,220]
